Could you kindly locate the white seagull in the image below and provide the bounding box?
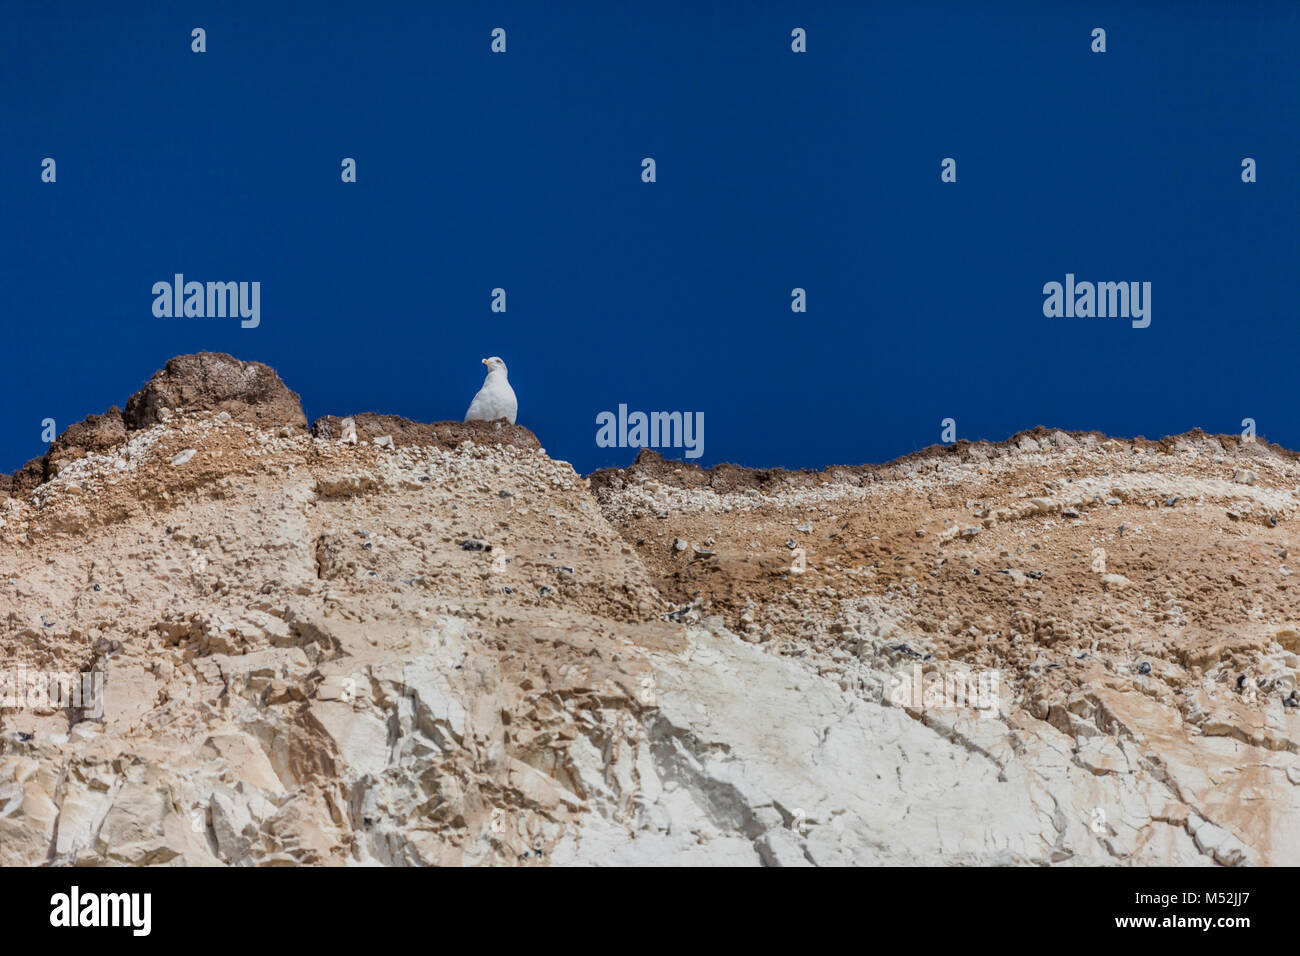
[463,356,518,424]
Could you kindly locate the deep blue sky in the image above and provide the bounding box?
[3,1,1297,474]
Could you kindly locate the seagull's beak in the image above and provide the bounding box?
[481,358,489,366]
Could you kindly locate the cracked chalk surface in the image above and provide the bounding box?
[1,395,1298,864]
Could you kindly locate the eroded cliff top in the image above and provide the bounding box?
[1,354,1298,867]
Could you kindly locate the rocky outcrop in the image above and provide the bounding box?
[2,356,554,501]
[47,407,128,472]
[0,356,1298,866]
[123,352,307,431]
[2,354,308,497]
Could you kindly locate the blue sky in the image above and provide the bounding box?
[3,0,1297,475]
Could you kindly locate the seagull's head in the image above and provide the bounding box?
[482,356,508,375]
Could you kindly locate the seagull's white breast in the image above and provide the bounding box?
[464,369,518,424]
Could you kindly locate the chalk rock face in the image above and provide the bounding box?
[1,367,1299,866]
[124,352,307,431]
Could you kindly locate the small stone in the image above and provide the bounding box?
[266,679,293,704]
[673,538,689,552]
[786,540,797,550]
[1164,496,1179,507]
[1233,468,1258,485]
[170,449,196,467]
[1101,573,1131,588]
[1105,497,1121,506]
[796,522,813,533]
[1137,661,1152,675]
[460,539,491,552]
[374,435,394,449]
[1061,508,1080,519]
